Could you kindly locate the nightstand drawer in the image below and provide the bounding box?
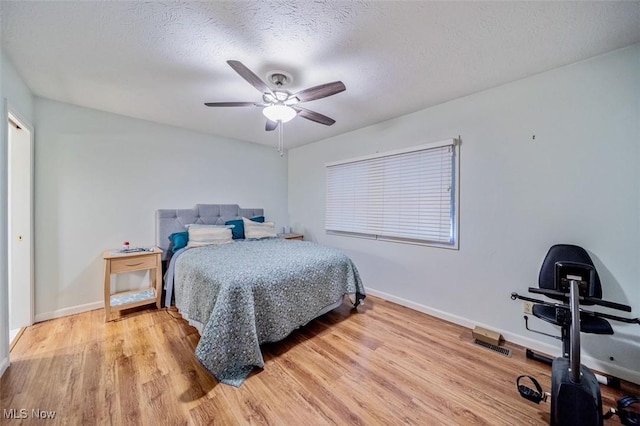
[279,233,304,241]
[110,254,157,273]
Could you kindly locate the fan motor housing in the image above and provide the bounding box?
[266,70,293,87]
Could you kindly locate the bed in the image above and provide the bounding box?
[156,204,366,386]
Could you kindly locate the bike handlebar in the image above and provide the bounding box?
[527,287,632,312]
[510,292,640,325]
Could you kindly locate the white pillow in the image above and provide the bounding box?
[243,217,277,239]
[186,225,233,247]
[186,223,234,230]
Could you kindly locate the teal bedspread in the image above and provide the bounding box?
[173,238,365,386]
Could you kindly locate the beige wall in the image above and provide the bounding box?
[33,98,289,320]
[288,44,640,383]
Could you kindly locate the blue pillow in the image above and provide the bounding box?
[168,231,189,252]
[225,216,265,240]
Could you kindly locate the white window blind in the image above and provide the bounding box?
[326,139,458,247]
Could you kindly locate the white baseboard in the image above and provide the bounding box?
[34,301,103,323]
[366,287,640,386]
[366,287,479,329]
[0,356,8,378]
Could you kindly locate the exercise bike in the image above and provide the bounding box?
[511,244,640,425]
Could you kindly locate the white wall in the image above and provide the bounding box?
[288,45,640,383]
[1,50,34,376]
[34,98,288,320]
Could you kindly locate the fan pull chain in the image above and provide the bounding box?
[278,122,284,156]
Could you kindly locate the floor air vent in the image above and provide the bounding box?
[473,339,512,357]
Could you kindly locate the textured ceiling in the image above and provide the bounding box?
[2,1,640,149]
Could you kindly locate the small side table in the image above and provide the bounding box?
[103,248,163,322]
[279,233,304,241]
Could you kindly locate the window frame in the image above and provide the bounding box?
[325,138,460,249]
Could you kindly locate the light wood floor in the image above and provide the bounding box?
[2,296,638,425]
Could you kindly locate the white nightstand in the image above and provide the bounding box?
[103,247,163,322]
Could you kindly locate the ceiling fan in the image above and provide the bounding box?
[204,60,346,132]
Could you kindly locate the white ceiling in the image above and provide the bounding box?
[2,1,639,149]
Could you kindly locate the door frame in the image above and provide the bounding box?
[7,104,35,329]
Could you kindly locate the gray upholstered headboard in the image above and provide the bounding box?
[155,204,264,260]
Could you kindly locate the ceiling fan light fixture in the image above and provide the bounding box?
[205,61,344,130]
[284,96,300,106]
[263,104,296,123]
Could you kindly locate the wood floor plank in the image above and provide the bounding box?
[2,295,638,425]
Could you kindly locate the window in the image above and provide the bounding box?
[325,138,459,248]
